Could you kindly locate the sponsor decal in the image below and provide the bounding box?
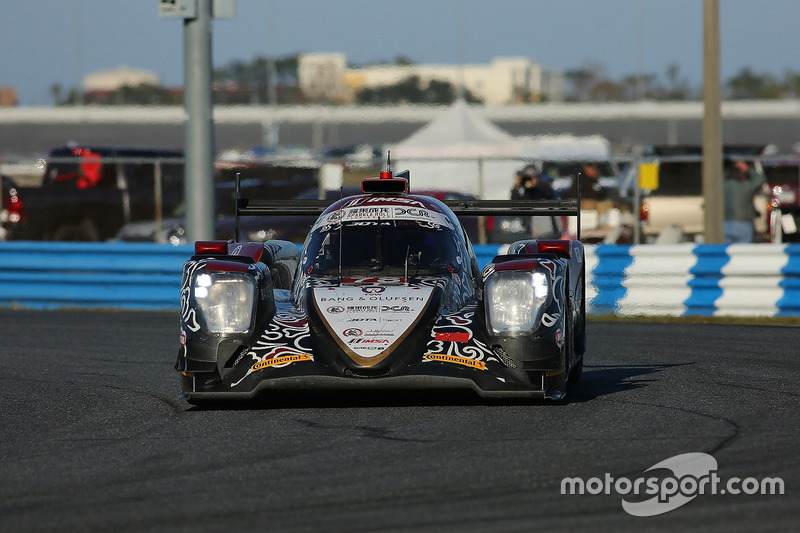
[340,277,406,285]
[252,353,312,371]
[348,338,390,344]
[434,331,471,343]
[425,353,486,370]
[314,284,434,364]
[364,329,396,335]
[347,305,379,313]
[381,305,411,312]
[362,286,386,295]
[347,196,429,208]
[312,205,454,232]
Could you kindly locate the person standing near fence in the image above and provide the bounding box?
[724,160,767,244]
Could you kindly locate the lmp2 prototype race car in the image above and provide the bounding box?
[175,166,587,403]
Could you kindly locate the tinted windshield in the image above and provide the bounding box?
[303,221,461,277]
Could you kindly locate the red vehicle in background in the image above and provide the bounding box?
[1,174,26,240]
[762,157,800,243]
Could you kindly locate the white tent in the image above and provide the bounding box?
[389,100,521,198]
[390,99,521,159]
[518,134,612,160]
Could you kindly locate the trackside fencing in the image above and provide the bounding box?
[0,242,798,316]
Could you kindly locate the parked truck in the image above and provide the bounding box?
[5,146,186,241]
[3,146,319,241]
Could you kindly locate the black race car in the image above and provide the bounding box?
[176,168,587,402]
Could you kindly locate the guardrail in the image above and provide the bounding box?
[0,242,193,309]
[1,242,798,316]
[589,243,800,317]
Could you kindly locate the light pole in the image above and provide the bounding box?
[160,0,236,242]
[702,0,724,244]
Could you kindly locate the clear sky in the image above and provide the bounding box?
[2,0,799,105]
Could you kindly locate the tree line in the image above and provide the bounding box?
[50,54,800,106]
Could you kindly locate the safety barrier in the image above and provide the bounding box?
[0,242,194,309]
[589,243,800,317]
[0,242,798,316]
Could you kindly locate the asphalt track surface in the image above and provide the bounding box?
[1,309,797,532]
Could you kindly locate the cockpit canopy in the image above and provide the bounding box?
[303,218,464,278]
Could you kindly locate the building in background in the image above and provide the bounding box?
[83,65,161,93]
[298,53,563,105]
[0,87,18,107]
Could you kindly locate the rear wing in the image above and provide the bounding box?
[234,172,583,241]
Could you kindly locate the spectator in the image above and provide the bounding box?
[724,160,767,243]
[568,162,607,204]
[509,164,560,238]
[510,164,555,201]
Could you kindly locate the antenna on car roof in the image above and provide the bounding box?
[235,172,241,242]
[576,172,581,241]
[338,185,344,280]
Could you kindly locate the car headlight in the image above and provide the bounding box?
[193,271,257,334]
[485,271,549,335]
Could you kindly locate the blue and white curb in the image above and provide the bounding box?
[779,244,800,316]
[586,243,800,317]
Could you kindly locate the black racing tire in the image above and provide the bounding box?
[568,354,583,384]
[568,267,586,384]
